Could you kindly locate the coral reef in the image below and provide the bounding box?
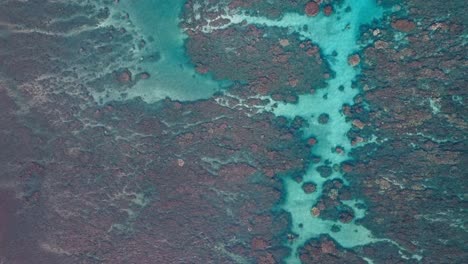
[0,0,465,263]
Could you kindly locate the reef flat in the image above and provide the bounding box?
[0,0,466,264]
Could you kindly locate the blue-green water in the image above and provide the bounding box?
[92,0,420,263]
[204,0,422,263]
[92,0,228,103]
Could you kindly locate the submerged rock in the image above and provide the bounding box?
[323,5,333,16]
[138,72,150,79]
[302,182,317,194]
[305,2,319,17]
[348,54,361,67]
[316,165,332,178]
[117,69,132,83]
[307,137,318,146]
[318,113,330,124]
[391,19,416,32]
[352,119,365,129]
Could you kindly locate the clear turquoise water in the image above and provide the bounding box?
[269,2,386,261]
[93,0,228,103]
[203,1,402,263]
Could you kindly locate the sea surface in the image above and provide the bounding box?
[1,0,465,263]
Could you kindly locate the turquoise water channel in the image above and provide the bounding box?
[92,0,227,103]
[203,1,403,263]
